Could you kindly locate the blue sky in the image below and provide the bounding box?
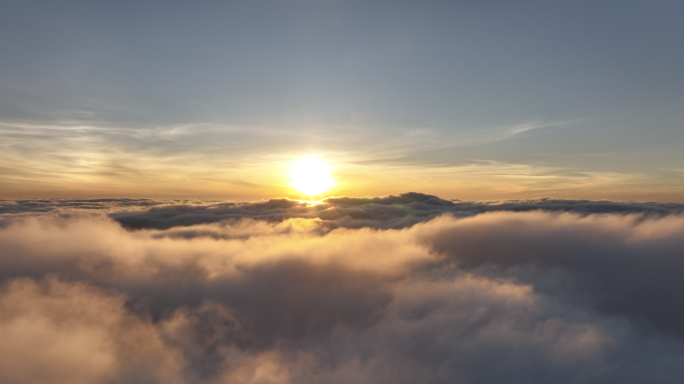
[1,0,683,199]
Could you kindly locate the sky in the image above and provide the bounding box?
[1,0,683,199]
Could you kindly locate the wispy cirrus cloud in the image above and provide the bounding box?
[2,118,681,201]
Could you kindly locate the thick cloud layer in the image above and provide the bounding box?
[1,194,684,383]
[4,192,683,230]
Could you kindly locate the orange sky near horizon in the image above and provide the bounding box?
[2,150,682,202]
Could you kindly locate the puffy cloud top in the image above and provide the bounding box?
[1,194,683,383]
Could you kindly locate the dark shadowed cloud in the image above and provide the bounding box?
[4,192,683,230]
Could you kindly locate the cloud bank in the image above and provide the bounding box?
[1,193,684,383]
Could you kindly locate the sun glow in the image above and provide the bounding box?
[288,156,335,196]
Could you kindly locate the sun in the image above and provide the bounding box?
[288,156,335,196]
